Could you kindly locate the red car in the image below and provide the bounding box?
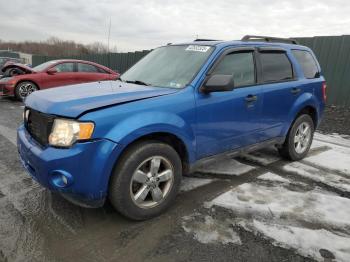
[0,59,119,101]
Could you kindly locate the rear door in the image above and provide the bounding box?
[257,48,300,140]
[195,48,263,158]
[40,62,76,89]
[75,62,111,84]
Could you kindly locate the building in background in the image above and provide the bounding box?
[0,50,32,66]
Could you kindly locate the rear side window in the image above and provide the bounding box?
[77,63,99,73]
[292,50,319,78]
[260,52,293,83]
[211,52,255,87]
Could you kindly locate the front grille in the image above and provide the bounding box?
[25,108,54,146]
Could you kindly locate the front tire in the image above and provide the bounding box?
[15,81,38,101]
[278,114,314,161]
[109,141,182,220]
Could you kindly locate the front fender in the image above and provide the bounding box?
[104,111,196,163]
[281,92,320,136]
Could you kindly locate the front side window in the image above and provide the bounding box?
[260,52,293,83]
[292,50,319,79]
[33,61,57,72]
[211,52,255,87]
[121,45,214,88]
[54,63,75,73]
[77,63,99,73]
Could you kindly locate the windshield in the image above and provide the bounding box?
[33,61,57,72]
[121,45,214,88]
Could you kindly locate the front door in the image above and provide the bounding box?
[195,49,263,159]
[40,62,76,89]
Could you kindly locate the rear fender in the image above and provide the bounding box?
[281,92,319,136]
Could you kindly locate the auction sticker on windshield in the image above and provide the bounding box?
[185,45,211,52]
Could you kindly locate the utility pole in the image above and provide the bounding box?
[107,18,111,67]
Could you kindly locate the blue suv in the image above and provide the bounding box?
[17,35,326,220]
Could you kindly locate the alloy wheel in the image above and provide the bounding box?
[294,122,312,154]
[130,156,174,209]
[18,83,37,100]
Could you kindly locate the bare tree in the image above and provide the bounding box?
[0,37,109,56]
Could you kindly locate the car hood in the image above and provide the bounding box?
[25,81,179,118]
[1,63,34,73]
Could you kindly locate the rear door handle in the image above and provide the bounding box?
[291,87,301,94]
[245,94,258,102]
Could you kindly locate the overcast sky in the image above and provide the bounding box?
[1,0,349,52]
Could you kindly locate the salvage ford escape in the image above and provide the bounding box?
[17,35,326,220]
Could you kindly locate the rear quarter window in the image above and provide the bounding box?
[260,52,293,83]
[292,50,319,79]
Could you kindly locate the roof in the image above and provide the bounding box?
[172,39,309,51]
[47,59,101,63]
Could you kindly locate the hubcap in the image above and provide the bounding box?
[18,83,37,99]
[294,122,312,154]
[130,156,174,209]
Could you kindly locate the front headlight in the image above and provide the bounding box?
[49,119,94,147]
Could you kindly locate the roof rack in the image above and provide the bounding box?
[241,35,299,45]
[194,39,220,42]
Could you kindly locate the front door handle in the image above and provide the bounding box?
[245,94,258,102]
[291,87,301,94]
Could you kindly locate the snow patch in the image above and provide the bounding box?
[182,215,241,245]
[211,182,350,230]
[180,177,215,192]
[310,139,329,150]
[304,149,350,175]
[209,175,350,262]
[314,132,350,148]
[284,162,350,193]
[240,220,350,262]
[258,172,291,184]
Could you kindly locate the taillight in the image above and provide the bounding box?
[322,82,327,102]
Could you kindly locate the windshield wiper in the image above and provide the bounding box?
[125,80,150,86]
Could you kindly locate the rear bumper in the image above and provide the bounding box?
[17,124,121,207]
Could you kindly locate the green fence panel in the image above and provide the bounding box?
[297,35,350,106]
[32,50,150,74]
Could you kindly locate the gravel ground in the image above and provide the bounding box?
[318,105,350,135]
[0,97,349,262]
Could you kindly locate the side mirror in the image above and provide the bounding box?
[47,68,57,75]
[201,74,234,93]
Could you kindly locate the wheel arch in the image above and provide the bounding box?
[14,80,41,100]
[114,131,192,176]
[282,93,319,136]
[295,105,317,128]
[16,79,41,90]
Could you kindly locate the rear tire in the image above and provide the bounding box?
[278,114,314,161]
[15,81,38,101]
[109,141,182,220]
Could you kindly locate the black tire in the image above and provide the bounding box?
[278,114,314,161]
[109,140,182,220]
[15,81,38,101]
